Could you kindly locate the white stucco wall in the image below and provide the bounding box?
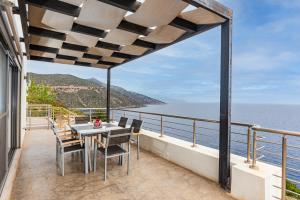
[20,58,27,146]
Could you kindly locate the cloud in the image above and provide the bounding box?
[234,49,300,71]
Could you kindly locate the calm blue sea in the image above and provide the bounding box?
[125,103,300,185]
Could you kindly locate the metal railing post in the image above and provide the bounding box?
[160,115,163,137]
[53,107,55,121]
[139,113,142,120]
[89,109,92,122]
[47,105,50,129]
[29,107,32,130]
[68,110,70,125]
[250,130,258,169]
[192,120,196,147]
[281,136,287,200]
[245,126,251,163]
[111,110,114,122]
[123,112,126,117]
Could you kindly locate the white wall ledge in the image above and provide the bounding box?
[139,129,281,200]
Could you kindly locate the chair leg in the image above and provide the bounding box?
[56,142,58,165]
[137,134,140,160]
[127,153,130,175]
[104,156,107,181]
[93,144,97,172]
[81,151,84,162]
[61,149,64,176]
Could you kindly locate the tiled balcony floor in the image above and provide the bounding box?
[11,128,235,200]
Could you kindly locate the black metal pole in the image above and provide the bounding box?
[106,68,111,122]
[219,19,232,190]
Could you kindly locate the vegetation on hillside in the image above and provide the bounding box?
[27,81,58,105]
[28,73,164,108]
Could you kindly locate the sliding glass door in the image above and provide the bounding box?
[0,44,8,190]
[0,44,20,191]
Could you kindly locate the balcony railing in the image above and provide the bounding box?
[26,104,300,200]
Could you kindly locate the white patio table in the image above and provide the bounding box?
[70,122,122,174]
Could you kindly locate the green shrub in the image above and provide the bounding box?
[27,81,57,105]
[286,180,300,199]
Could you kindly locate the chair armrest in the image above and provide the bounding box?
[94,138,105,147]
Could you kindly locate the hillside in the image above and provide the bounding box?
[28,73,164,108]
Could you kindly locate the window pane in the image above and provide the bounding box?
[0,48,7,113]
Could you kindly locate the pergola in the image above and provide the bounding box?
[17,0,232,190]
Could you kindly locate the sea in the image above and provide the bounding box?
[118,102,300,186]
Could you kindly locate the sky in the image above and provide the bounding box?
[27,0,300,105]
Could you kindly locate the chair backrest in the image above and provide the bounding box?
[106,128,132,147]
[118,117,128,128]
[130,119,143,133]
[75,117,90,124]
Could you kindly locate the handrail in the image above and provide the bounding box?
[252,126,300,137]
[113,108,254,128]
[70,107,106,110]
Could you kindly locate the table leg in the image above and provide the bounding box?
[84,136,89,174]
[89,137,93,172]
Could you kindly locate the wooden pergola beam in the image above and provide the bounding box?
[62,42,88,52]
[18,0,30,59]
[97,0,141,12]
[56,54,78,61]
[182,0,232,20]
[169,17,198,33]
[117,20,151,36]
[111,52,136,60]
[71,23,107,38]
[96,41,121,51]
[29,44,59,54]
[83,53,102,60]
[25,0,81,17]
[29,26,66,40]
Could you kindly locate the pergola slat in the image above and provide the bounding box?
[56,54,78,61]
[28,26,66,41]
[133,39,156,49]
[75,61,91,66]
[97,0,140,12]
[111,52,136,60]
[98,60,116,66]
[30,55,54,62]
[62,42,89,52]
[117,20,151,36]
[29,44,59,54]
[169,17,198,32]
[71,23,107,38]
[83,53,102,60]
[25,0,81,17]
[96,41,121,51]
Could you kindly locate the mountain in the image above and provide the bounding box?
[28,73,164,108]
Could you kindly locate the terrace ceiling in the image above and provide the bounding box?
[19,0,232,69]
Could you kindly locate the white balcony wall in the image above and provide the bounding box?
[138,130,281,200]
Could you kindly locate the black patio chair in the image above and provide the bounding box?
[130,119,143,159]
[93,128,132,181]
[75,116,90,124]
[118,117,128,128]
[55,133,84,176]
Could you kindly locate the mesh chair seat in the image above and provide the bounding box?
[98,145,127,156]
[64,144,84,153]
